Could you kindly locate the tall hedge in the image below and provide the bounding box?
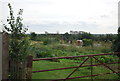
[112,27,120,57]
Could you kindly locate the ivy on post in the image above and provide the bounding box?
[3,3,30,79]
[112,27,120,77]
[118,27,120,76]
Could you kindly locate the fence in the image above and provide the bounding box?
[0,33,9,80]
[27,52,120,80]
[0,33,27,79]
[0,33,2,80]
[9,59,28,79]
[1,32,29,79]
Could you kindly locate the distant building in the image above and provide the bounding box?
[79,31,85,34]
[76,40,83,47]
[45,31,49,34]
[70,31,85,34]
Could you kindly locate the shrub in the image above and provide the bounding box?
[43,38,58,45]
[83,39,93,46]
[112,27,120,57]
[3,3,30,61]
[43,39,51,45]
[36,50,53,58]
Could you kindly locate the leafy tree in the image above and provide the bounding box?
[3,3,31,79]
[3,3,30,60]
[81,32,93,39]
[63,32,70,41]
[30,32,37,40]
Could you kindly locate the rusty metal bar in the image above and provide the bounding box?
[65,57,89,80]
[31,52,120,80]
[118,58,120,75]
[90,57,93,80]
[32,62,120,73]
[52,72,120,81]
[93,56,120,77]
[33,52,120,61]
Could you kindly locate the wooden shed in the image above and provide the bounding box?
[76,40,83,46]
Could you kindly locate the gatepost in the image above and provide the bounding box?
[0,33,2,80]
[0,33,9,80]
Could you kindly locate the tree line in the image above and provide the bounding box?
[30,32,117,42]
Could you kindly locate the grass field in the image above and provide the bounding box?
[32,59,119,79]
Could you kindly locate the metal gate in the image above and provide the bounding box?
[27,52,120,80]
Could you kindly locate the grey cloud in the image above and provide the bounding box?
[100,15,109,18]
[26,21,99,34]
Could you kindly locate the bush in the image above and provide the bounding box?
[36,50,53,58]
[43,38,58,45]
[43,39,52,45]
[101,48,111,53]
[83,39,93,46]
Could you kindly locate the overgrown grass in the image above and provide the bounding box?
[31,41,113,58]
[31,41,119,79]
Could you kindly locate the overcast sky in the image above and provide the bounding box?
[0,0,119,34]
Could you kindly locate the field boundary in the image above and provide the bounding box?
[27,52,120,80]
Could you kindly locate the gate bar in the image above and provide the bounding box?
[65,57,89,80]
[93,57,120,77]
[52,72,120,81]
[32,62,120,73]
[33,52,120,61]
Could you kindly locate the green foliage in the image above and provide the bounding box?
[36,48,53,58]
[83,39,93,46]
[31,41,113,58]
[30,32,37,40]
[112,27,120,57]
[43,38,52,45]
[43,38,58,45]
[3,3,30,61]
[62,32,71,43]
[93,34,116,41]
[62,32,94,41]
[32,60,119,79]
[30,40,118,79]
[32,33,117,44]
[97,55,118,63]
[81,32,94,39]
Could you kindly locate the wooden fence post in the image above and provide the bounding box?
[2,33,9,80]
[27,56,33,79]
[118,53,120,76]
[0,33,2,81]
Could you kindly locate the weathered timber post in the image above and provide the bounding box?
[118,52,120,78]
[2,33,9,80]
[0,33,2,81]
[27,56,33,79]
